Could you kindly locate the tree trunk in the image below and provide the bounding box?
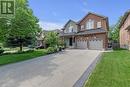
[19,43,23,52]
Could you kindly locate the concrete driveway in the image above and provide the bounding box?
[0,50,101,87]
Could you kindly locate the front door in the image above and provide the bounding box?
[69,38,73,46]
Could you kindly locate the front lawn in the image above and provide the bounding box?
[0,50,47,66]
[84,50,130,87]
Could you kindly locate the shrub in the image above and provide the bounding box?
[0,47,4,54]
[53,46,59,52]
[47,47,55,54]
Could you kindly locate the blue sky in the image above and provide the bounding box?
[29,0,130,30]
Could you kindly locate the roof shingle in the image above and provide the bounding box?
[60,28,107,36]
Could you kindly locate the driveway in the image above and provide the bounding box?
[0,50,101,87]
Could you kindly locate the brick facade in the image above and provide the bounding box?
[60,12,109,50]
[79,13,108,31]
[120,10,130,49]
[75,33,108,49]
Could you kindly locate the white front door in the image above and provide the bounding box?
[89,40,103,50]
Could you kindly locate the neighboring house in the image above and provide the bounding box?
[51,29,62,34]
[36,31,45,47]
[119,10,130,49]
[60,12,109,50]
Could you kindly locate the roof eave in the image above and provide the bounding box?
[119,10,130,28]
[125,25,130,30]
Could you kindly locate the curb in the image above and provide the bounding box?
[73,52,103,87]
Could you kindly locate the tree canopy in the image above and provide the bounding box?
[109,17,122,42]
[0,0,41,51]
[45,32,60,47]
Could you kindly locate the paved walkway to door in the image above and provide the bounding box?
[0,50,101,87]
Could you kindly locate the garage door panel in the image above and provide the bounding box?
[77,40,88,49]
[89,40,103,50]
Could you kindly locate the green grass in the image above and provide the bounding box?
[84,50,130,87]
[0,49,47,66]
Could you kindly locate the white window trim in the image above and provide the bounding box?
[69,25,73,33]
[97,22,102,28]
[81,25,84,30]
[86,19,94,30]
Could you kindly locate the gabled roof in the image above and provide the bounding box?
[61,12,109,31]
[78,12,107,24]
[62,19,77,30]
[119,10,130,28]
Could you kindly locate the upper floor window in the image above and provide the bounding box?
[69,25,73,33]
[81,25,84,30]
[97,22,102,28]
[86,19,94,30]
[64,29,67,33]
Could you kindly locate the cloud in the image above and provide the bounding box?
[39,21,64,30]
[82,1,87,6]
[81,0,89,13]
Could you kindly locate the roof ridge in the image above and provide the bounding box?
[78,12,107,24]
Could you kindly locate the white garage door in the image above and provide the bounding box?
[89,40,103,50]
[77,40,88,49]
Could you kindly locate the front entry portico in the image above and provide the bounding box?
[64,36,76,48]
[69,37,73,46]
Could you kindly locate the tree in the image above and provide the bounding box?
[109,17,122,42]
[0,18,9,42]
[5,0,40,51]
[45,32,60,47]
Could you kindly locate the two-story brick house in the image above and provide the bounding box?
[60,12,109,50]
[119,10,130,49]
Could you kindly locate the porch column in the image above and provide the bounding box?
[72,36,75,48]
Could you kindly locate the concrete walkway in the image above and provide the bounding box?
[0,50,101,87]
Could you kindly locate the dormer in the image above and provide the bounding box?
[63,20,78,33]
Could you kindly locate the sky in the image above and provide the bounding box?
[29,0,130,30]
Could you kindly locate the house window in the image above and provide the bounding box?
[86,19,94,30]
[97,22,101,28]
[64,29,67,33]
[69,25,73,33]
[81,25,84,30]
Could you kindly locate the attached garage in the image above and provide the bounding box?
[89,39,103,50]
[77,40,88,49]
